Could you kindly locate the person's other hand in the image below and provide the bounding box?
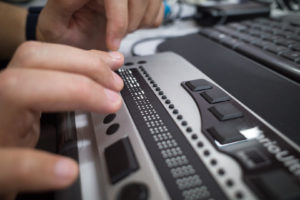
[0,148,78,200]
[0,41,124,147]
[37,0,164,51]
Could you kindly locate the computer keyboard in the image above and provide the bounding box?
[199,18,300,83]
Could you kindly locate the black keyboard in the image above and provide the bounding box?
[199,18,300,83]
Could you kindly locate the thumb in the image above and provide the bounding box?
[0,148,79,193]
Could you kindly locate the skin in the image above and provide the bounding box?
[37,0,165,50]
[0,41,124,199]
[0,0,164,198]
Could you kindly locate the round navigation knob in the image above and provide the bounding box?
[118,183,149,200]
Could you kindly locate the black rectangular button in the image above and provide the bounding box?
[186,79,212,91]
[105,138,139,184]
[201,89,230,104]
[253,170,300,200]
[208,125,246,144]
[209,103,243,121]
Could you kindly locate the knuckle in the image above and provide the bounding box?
[0,70,18,96]
[14,41,41,67]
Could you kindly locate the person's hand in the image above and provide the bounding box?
[0,41,124,147]
[37,0,164,51]
[0,41,124,199]
[0,148,78,200]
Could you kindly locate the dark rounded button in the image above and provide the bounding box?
[197,141,204,148]
[118,183,149,200]
[106,123,120,135]
[218,168,225,176]
[124,62,134,66]
[210,159,217,165]
[186,127,192,132]
[173,109,179,114]
[103,113,116,124]
[177,114,183,120]
[235,191,244,199]
[181,121,187,126]
[153,84,157,87]
[226,179,234,187]
[169,104,175,109]
[150,80,154,84]
[147,77,152,81]
[162,95,167,99]
[156,87,161,91]
[158,91,164,95]
[191,134,198,140]
[165,99,171,104]
[138,60,147,64]
[203,150,210,156]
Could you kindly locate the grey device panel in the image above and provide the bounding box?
[74,52,300,200]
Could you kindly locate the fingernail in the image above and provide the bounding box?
[104,88,120,102]
[55,159,77,179]
[111,38,121,50]
[113,72,123,87]
[109,51,122,62]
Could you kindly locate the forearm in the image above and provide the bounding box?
[0,2,27,60]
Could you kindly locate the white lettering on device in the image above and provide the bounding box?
[256,133,300,179]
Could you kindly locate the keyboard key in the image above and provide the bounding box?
[235,43,300,82]
[186,79,212,91]
[265,45,289,55]
[201,89,230,104]
[207,125,246,144]
[281,51,300,62]
[209,103,243,121]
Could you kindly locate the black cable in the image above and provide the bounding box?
[131,36,178,56]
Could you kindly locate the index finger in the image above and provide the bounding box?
[104,0,128,50]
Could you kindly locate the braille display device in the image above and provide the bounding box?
[72,52,300,200]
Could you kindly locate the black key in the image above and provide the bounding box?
[221,37,243,49]
[186,79,212,91]
[105,138,139,184]
[227,23,247,31]
[275,39,295,47]
[265,45,289,55]
[281,51,300,62]
[253,170,300,200]
[207,125,246,144]
[235,43,300,83]
[209,103,243,121]
[285,33,300,42]
[201,89,230,104]
[290,44,300,51]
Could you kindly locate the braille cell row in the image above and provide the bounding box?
[120,68,214,196]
